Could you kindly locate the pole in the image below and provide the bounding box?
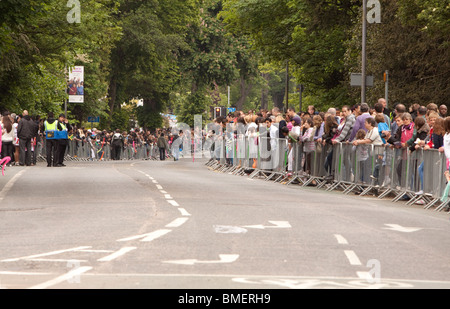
[384,70,389,108]
[227,86,230,108]
[361,0,367,104]
[298,84,303,113]
[285,61,289,112]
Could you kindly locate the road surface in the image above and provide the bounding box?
[0,158,449,290]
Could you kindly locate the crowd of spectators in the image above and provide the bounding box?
[1,99,449,174]
[208,99,450,201]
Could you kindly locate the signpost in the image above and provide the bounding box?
[361,0,381,103]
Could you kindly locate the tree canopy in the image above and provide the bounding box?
[0,0,448,126]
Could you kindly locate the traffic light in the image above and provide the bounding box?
[215,107,221,118]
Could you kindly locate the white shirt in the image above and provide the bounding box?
[444,133,450,160]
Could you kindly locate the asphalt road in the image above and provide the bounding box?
[0,157,450,290]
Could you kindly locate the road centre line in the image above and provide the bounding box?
[166,217,189,228]
[334,234,349,245]
[178,208,191,216]
[29,266,93,289]
[167,200,179,207]
[97,247,136,262]
[344,250,362,266]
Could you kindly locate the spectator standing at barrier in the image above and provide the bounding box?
[12,114,20,165]
[332,105,355,144]
[439,105,447,118]
[1,115,14,167]
[411,116,432,197]
[31,114,40,166]
[17,110,35,166]
[272,107,287,138]
[353,117,383,184]
[44,112,58,167]
[407,116,429,152]
[390,104,407,134]
[400,113,415,149]
[55,114,71,167]
[348,103,372,142]
[299,118,316,175]
[374,102,390,129]
[352,129,370,184]
[378,98,390,118]
[157,132,169,160]
[321,115,339,179]
[111,129,124,160]
[443,117,450,173]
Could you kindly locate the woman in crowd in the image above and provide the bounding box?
[1,115,14,166]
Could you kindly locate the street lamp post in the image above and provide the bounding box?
[361,0,367,104]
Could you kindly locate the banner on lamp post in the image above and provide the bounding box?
[67,66,84,103]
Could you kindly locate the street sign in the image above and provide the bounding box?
[87,116,100,123]
[227,107,236,113]
[350,73,374,87]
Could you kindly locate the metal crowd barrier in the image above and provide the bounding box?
[34,138,161,162]
[207,135,450,213]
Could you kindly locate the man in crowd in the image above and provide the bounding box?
[157,132,169,160]
[55,113,71,167]
[439,105,448,118]
[348,103,372,142]
[17,110,36,166]
[110,129,124,160]
[44,112,59,167]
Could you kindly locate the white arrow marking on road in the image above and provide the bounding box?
[242,221,291,230]
[163,254,239,265]
[383,224,422,233]
[214,225,248,234]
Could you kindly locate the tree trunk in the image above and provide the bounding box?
[107,76,117,129]
[235,76,253,111]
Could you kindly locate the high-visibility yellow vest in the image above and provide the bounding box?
[45,120,58,139]
[44,121,57,131]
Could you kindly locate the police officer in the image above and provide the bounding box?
[55,113,71,167]
[44,112,58,167]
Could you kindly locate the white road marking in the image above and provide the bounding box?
[27,259,88,263]
[383,224,422,233]
[344,250,362,266]
[152,180,158,183]
[1,246,91,262]
[167,200,179,207]
[160,190,167,194]
[29,266,93,289]
[156,185,163,190]
[163,254,239,265]
[117,229,171,242]
[178,208,191,216]
[97,247,136,262]
[357,271,373,281]
[0,271,54,276]
[0,169,26,202]
[334,234,349,245]
[243,221,291,229]
[214,225,248,234]
[164,194,172,199]
[165,217,189,228]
